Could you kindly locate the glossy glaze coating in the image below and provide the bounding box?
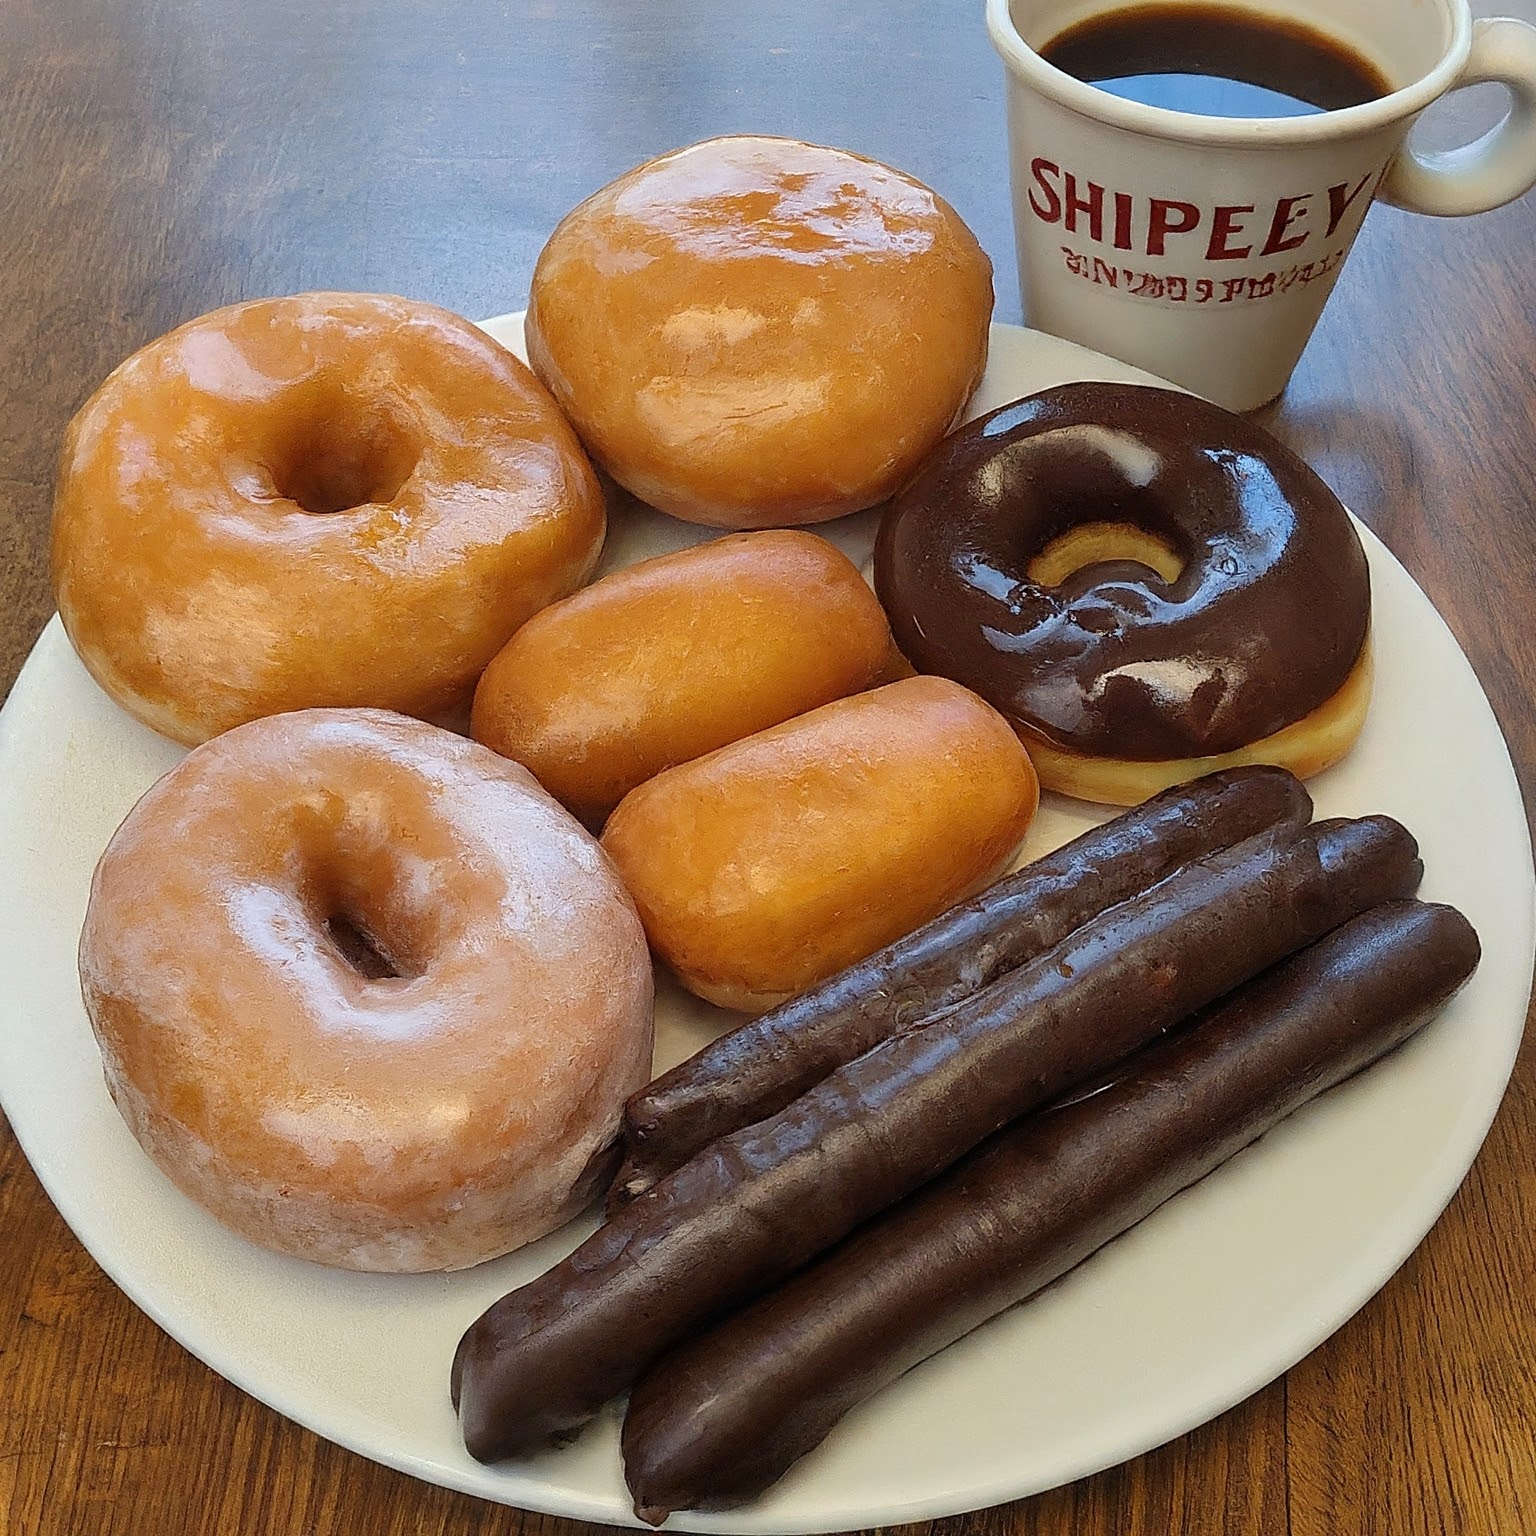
[621,900,1480,1521]
[79,709,653,1272]
[598,675,1039,1013]
[526,136,994,527]
[52,292,606,745]
[874,382,1371,761]
[470,530,896,826]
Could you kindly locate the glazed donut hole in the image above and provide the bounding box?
[267,396,425,517]
[225,372,429,517]
[300,814,442,984]
[229,760,474,992]
[325,912,412,981]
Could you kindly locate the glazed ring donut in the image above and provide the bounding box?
[526,135,994,528]
[78,708,654,1272]
[873,382,1372,805]
[52,292,606,745]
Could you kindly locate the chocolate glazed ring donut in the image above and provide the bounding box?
[872,382,1373,805]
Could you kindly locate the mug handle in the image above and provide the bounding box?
[1379,17,1536,215]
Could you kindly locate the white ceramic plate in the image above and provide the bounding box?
[1,317,1531,1534]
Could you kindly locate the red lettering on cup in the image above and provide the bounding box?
[1064,174,1106,242]
[1113,190,1133,251]
[1325,173,1373,237]
[1260,194,1313,255]
[1030,167,1373,261]
[1206,204,1255,260]
[1029,158,1063,222]
[1147,199,1200,256]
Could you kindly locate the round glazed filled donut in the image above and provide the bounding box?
[78,708,654,1272]
[52,292,606,746]
[525,135,994,528]
[873,382,1372,805]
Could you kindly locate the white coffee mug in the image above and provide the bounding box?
[987,0,1536,408]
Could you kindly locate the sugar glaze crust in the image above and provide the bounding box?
[525,135,994,528]
[78,708,654,1273]
[51,291,606,746]
[598,675,1040,1015]
[874,381,1372,766]
[470,529,897,827]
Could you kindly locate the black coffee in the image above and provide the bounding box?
[1040,4,1394,118]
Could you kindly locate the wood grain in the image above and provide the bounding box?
[2,1,1533,1533]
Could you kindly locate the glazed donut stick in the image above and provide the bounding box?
[612,764,1313,1206]
[621,899,1480,1522]
[451,814,1420,1460]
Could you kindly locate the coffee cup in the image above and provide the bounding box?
[986,0,1536,408]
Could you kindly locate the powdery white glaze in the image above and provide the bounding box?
[79,708,654,1272]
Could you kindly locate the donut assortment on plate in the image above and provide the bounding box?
[48,133,1474,1522]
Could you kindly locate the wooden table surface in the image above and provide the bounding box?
[4,2,1534,1533]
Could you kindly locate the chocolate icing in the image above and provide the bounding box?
[872,382,1371,759]
[612,763,1313,1205]
[450,814,1419,1462]
[621,899,1480,1522]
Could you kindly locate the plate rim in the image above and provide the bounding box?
[2,316,1532,1533]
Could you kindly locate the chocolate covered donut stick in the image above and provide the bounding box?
[452,814,1419,1460]
[621,899,1480,1522]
